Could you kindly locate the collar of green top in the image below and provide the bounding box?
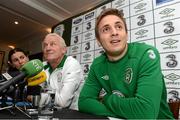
[45,55,67,74]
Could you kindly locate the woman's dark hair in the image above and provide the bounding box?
[8,48,29,63]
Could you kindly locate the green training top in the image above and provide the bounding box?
[78,42,173,119]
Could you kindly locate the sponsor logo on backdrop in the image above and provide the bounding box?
[161,38,178,50]
[165,73,180,82]
[156,0,174,5]
[54,24,65,36]
[85,12,94,21]
[73,18,83,25]
[159,8,175,19]
[83,53,91,61]
[168,90,180,102]
[166,54,178,68]
[84,64,89,74]
[85,32,92,40]
[71,46,79,53]
[72,55,77,59]
[72,25,82,35]
[85,42,90,51]
[101,6,107,11]
[85,32,92,38]
[134,3,147,13]
[163,21,175,34]
[113,0,126,7]
[75,26,79,31]
[86,22,92,30]
[137,15,146,26]
[135,29,148,39]
[73,36,79,44]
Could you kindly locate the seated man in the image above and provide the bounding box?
[78,8,173,119]
[40,33,84,110]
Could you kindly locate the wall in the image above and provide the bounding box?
[0,32,46,72]
[53,0,180,104]
[0,43,12,73]
[17,32,46,55]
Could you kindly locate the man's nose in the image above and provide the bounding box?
[45,44,51,50]
[111,27,118,35]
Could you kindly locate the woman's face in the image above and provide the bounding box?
[10,51,29,70]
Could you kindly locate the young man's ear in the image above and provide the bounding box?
[96,39,102,47]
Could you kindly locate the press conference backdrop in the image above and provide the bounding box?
[53,0,180,104]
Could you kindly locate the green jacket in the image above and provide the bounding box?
[78,43,173,119]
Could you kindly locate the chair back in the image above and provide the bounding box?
[168,101,180,119]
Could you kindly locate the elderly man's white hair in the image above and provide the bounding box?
[44,33,67,47]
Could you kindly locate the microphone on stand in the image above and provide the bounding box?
[26,71,46,86]
[0,59,43,93]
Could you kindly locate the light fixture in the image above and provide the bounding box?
[46,28,51,33]
[14,21,19,25]
[8,45,15,49]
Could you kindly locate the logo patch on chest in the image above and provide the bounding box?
[125,68,133,84]
[56,72,62,83]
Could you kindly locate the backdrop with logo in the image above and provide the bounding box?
[53,0,180,104]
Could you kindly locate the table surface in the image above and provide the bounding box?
[0,107,108,119]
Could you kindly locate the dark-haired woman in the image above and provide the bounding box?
[7,48,41,103]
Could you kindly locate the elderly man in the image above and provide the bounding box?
[40,33,84,110]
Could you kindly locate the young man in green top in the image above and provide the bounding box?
[78,8,174,119]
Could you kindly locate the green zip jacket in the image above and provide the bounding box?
[78,43,173,119]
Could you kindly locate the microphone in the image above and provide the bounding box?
[20,59,43,78]
[26,71,46,86]
[0,59,43,93]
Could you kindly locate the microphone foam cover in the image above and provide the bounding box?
[20,59,43,77]
[27,71,46,86]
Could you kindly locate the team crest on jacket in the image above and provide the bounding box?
[57,72,62,83]
[125,68,133,84]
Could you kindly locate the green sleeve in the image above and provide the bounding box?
[103,48,163,119]
[78,64,117,117]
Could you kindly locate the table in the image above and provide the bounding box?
[0,107,108,119]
